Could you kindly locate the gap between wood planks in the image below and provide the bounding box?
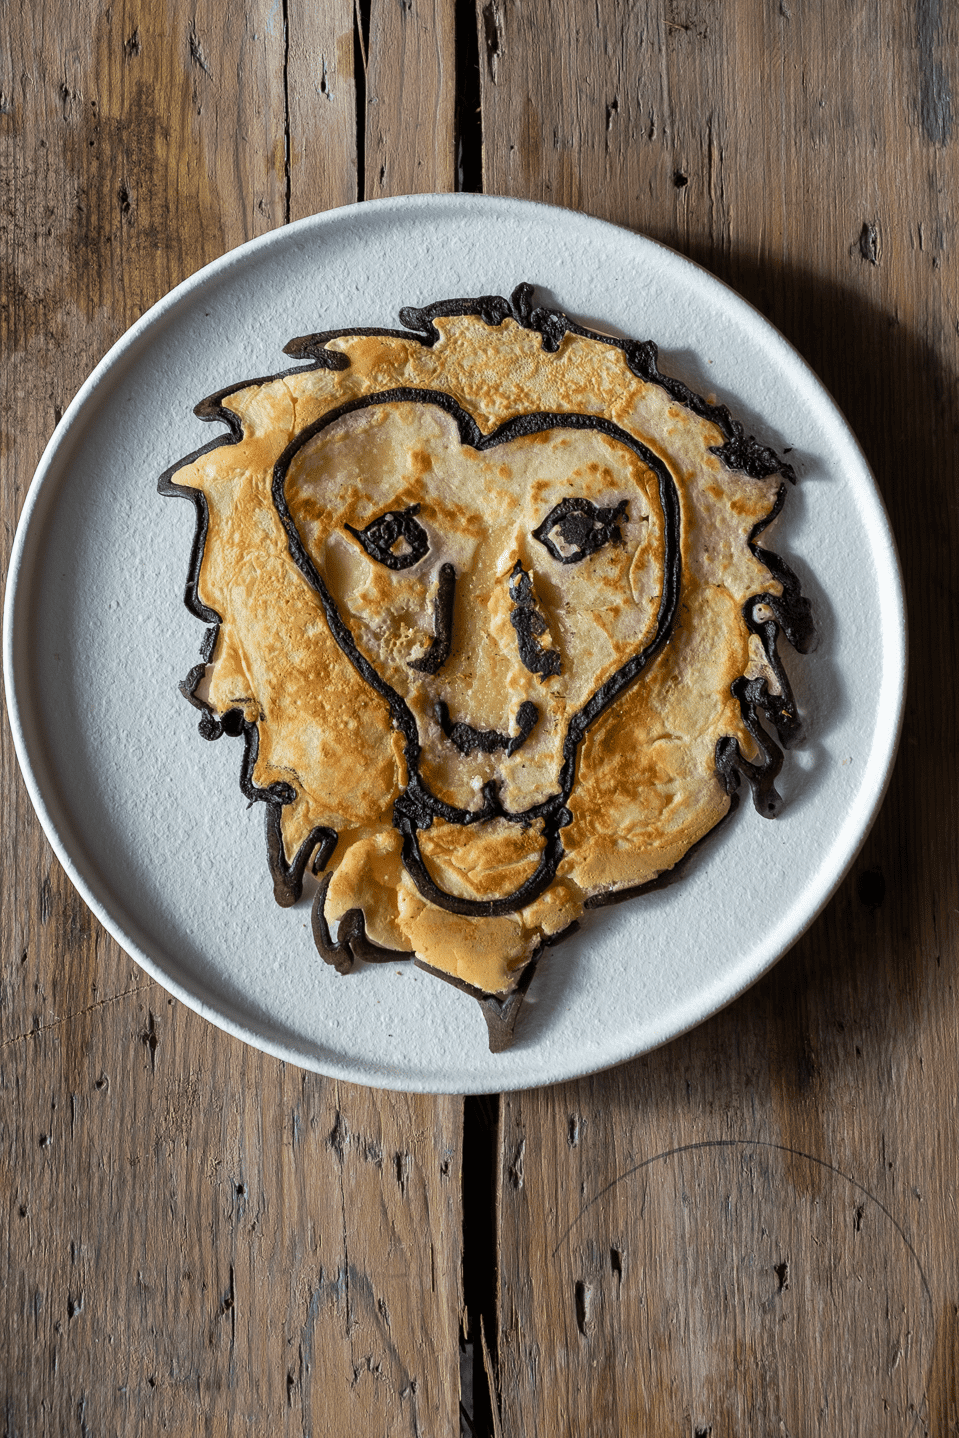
[461,1094,502,1438]
[350,0,484,202]
[295,4,491,1429]
[449,2,494,1408]
[353,5,493,1430]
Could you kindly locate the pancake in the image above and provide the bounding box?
[160,285,814,1051]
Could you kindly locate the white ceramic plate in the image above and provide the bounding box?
[3,195,905,1093]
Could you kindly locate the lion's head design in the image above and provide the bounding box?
[161,286,813,1049]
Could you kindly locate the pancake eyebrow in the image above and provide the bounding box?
[408,562,456,674]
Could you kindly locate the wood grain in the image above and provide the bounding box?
[480,1,959,1432]
[2,1003,462,1436]
[288,0,359,218]
[365,0,458,199]
[0,3,463,1435]
[5,0,959,1433]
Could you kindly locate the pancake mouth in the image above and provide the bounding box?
[398,813,566,918]
[435,698,540,756]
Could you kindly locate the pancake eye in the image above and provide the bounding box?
[533,498,628,563]
[346,504,429,569]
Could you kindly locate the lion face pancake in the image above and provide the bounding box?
[160,286,813,1047]
[275,396,680,912]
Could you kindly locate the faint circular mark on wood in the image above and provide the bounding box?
[552,1140,933,1436]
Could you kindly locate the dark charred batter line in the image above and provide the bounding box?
[213,704,338,905]
[714,482,815,815]
[409,562,456,673]
[402,824,567,920]
[585,792,740,912]
[282,282,793,483]
[347,503,430,569]
[533,496,628,563]
[508,561,561,678]
[311,871,574,1051]
[435,698,539,756]
[311,872,413,971]
[150,440,341,907]
[267,810,337,908]
[157,445,222,627]
[194,703,337,905]
[271,388,682,917]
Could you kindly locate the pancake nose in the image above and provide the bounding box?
[508,560,561,678]
[408,563,456,674]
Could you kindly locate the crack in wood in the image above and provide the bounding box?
[0,979,156,1051]
[188,25,212,77]
[328,1109,350,1160]
[481,2,502,83]
[141,1010,160,1072]
[507,1138,525,1190]
[574,1280,591,1336]
[859,220,882,265]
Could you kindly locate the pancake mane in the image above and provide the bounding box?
[159,285,814,1050]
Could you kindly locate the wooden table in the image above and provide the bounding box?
[2,2,956,1432]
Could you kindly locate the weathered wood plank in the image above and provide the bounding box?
[365,0,458,199]
[1,0,287,1053]
[288,0,358,218]
[0,2,464,1434]
[480,1,959,1431]
[497,980,940,1435]
[1,999,462,1436]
